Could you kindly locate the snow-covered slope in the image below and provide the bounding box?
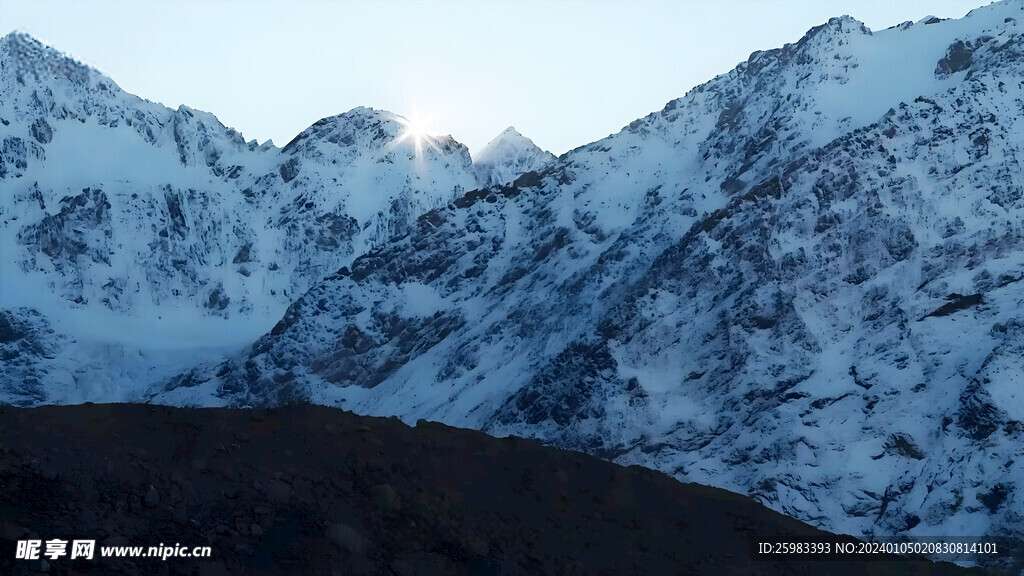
[0,32,478,403]
[472,126,555,186]
[152,1,1024,565]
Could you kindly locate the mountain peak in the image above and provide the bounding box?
[283,106,468,161]
[0,31,106,88]
[475,125,549,158]
[795,14,871,47]
[282,106,399,154]
[497,125,523,137]
[473,126,555,187]
[1,30,47,53]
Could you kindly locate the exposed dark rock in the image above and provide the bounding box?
[978,484,1012,514]
[279,157,300,183]
[0,312,29,344]
[886,434,926,460]
[1,137,41,178]
[315,212,358,250]
[307,311,465,389]
[936,40,974,75]
[496,342,617,429]
[0,309,58,406]
[718,101,744,130]
[29,118,52,144]
[884,223,917,262]
[920,293,983,320]
[206,284,230,311]
[232,244,251,264]
[958,382,1002,442]
[163,187,188,237]
[17,187,111,266]
[720,175,746,194]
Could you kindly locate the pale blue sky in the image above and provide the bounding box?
[2,0,993,156]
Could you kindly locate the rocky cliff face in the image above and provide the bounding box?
[147,1,1024,562]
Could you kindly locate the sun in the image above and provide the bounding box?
[395,114,440,157]
[400,117,429,140]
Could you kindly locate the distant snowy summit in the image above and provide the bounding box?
[472,126,555,186]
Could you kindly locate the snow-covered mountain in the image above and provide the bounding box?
[472,126,555,186]
[4,0,1024,567]
[0,32,488,402]
[144,1,1024,565]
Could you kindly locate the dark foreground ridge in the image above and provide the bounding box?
[0,404,993,575]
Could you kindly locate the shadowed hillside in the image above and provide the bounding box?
[0,404,998,575]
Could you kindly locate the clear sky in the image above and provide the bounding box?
[2,0,994,156]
